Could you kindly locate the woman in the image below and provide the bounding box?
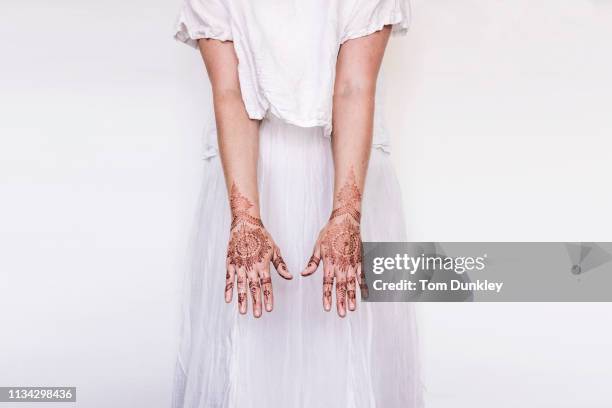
[172,1,422,407]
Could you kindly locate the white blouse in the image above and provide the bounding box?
[175,0,411,153]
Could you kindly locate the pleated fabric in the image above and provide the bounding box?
[171,117,423,408]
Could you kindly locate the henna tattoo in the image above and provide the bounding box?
[238,293,246,307]
[347,277,356,304]
[307,255,321,268]
[322,169,363,272]
[272,254,287,272]
[321,218,362,272]
[229,182,264,228]
[231,213,263,229]
[225,282,234,292]
[226,184,272,272]
[263,286,271,302]
[260,277,272,285]
[323,277,334,300]
[248,280,260,301]
[330,169,362,222]
[228,227,271,271]
[336,279,347,308]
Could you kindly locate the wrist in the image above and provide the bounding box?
[330,201,361,223]
[229,182,262,228]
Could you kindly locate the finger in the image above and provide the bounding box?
[301,243,321,276]
[335,267,348,318]
[272,246,293,280]
[347,267,357,312]
[225,263,236,303]
[247,268,263,318]
[237,268,248,315]
[322,261,334,312]
[259,264,273,313]
[357,263,369,300]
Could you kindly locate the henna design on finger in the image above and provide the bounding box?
[347,276,357,305]
[238,293,246,308]
[336,280,347,309]
[237,276,247,304]
[323,277,334,300]
[225,271,233,296]
[248,280,261,302]
[258,277,272,309]
[272,254,288,272]
[307,255,321,268]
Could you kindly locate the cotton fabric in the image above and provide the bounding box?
[175,0,410,141]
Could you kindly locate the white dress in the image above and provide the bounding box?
[173,1,422,407]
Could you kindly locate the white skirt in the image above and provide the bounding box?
[172,116,423,408]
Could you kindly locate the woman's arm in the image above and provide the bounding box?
[301,27,391,317]
[199,39,292,318]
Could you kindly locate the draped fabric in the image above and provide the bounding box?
[172,1,421,406]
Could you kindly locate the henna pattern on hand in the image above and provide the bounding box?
[321,218,362,272]
[322,169,363,272]
[228,227,271,271]
[226,184,272,272]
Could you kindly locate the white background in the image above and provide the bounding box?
[1,0,611,407]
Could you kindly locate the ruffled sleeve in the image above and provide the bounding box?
[340,0,411,44]
[174,0,233,48]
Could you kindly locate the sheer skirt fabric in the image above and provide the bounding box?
[172,118,422,408]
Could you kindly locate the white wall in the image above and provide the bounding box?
[386,1,612,407]
[0,1,611,407]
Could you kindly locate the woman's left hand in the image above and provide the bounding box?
[301,213,366,317]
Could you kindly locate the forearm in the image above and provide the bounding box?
[330,86,375,217]
[330,27,390,216]
[214,90,261,221]
[198,39,261,220]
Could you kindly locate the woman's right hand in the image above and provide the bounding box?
[224,184,292,318]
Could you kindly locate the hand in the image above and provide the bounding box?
[225,184,292,317]
[301,170,367,317]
